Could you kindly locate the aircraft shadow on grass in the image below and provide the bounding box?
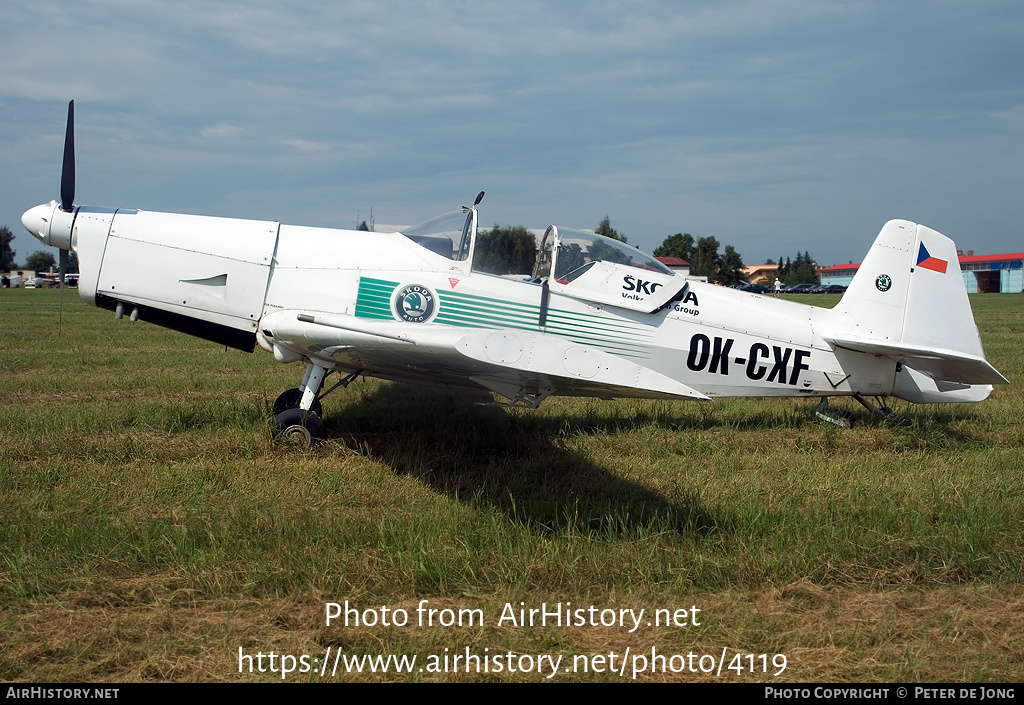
[308,384,992,537]
[322,384,737,538]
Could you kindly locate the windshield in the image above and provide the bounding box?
[400,209,475,261]
[552,227,673,282]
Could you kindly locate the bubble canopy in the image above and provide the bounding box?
[400,209,475,261]
[537,226,674,282]
[531,226,684,313]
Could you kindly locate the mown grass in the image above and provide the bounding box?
[1,288,1022,682]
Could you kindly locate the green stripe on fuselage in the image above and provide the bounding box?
[355,276,653,359]
[354,277,398,319]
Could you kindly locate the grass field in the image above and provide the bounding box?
[2,288,1022,682]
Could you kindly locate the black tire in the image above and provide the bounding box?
[273,388,323,418]
[274,408,327,447]
[834,409,856,429]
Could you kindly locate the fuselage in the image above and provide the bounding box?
[22,201,897,401]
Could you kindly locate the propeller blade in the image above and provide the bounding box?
[60,100,75,213]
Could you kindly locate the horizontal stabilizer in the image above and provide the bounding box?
[827,335,1008,386]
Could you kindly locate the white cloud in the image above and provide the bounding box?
[201,123,245,139]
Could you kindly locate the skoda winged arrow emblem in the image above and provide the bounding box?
[394,284,437,322]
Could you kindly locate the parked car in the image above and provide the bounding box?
[738,284,771,294]
[783,283,818,293]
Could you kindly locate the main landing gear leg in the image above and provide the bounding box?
[273,361,329,446]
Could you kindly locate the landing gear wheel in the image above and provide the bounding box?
[833,409,856,429]
[273,388,322,417]
[814,398,856,428]
[274,408,327,447]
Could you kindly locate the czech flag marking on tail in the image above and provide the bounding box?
[917,242,948,274]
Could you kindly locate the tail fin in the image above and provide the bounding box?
[823,220,1007,399]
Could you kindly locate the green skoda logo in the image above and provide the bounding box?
[875,274,892,292]
[394,284,436,323]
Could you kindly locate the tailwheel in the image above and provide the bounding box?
[274,408,327,447]
[273,387,323,417]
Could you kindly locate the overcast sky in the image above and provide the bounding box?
[2,0,1022,268]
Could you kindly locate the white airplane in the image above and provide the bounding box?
[23,102,1008,444]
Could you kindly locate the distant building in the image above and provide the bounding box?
[1,270,38,288]
[958,252,1024,293]
[820,252,1024,293]
[655,256,690,277]
[818,263,860,287]
[741,263,780,285]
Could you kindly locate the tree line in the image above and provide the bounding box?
[653,232,746,286]
[766,251,818,286]
[618,220,819,286]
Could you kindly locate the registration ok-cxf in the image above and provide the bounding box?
[23,101,1008,443]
